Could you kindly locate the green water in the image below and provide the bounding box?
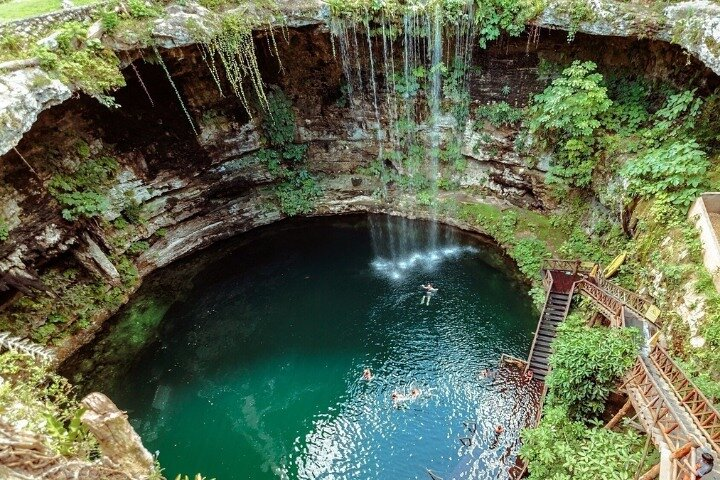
[77,215,539,479]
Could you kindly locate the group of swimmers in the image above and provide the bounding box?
[362,368,422,405]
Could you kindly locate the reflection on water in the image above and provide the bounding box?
[77,215,539,479]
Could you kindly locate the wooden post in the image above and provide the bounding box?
[606,399,633,430]
[671,441,694,459]
[638,463,660,480]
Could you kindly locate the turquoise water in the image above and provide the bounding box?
[92,215,539,479]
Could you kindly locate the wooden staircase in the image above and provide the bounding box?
[526,289,572,382]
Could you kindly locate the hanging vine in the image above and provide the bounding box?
[197,14,271,117]
[153,46,198,135]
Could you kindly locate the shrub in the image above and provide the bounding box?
[275,169,323,216]
[48,156,120,221]
[475,101,524,127]
[520,406,654,479]
[622,139,709,207]
[545,314,641,419]
[511,237,550,278]
[0,217,9,241]
[474,0,545,48]
[262,89,296,147]
[0,352,98,457]
[527,61,612,187]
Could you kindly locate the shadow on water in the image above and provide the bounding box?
[63,214,540,480]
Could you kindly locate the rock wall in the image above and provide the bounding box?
[0,22,718,362]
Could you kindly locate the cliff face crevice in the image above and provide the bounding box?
[0,20,718,361]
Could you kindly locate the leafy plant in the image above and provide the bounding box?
[511,237,551,278]
[0,217,9,241]
[275,169,323,216]
[546,314,641,419]
[474,0,545,48]
[263,89,296,147]
[475,101,524,127]
[622,139,709,207]
[527,61,612,187]
[0,352,99,457]
[48,156,120,221]
[521,406,655,479]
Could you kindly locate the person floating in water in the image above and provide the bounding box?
[362,368,374,381]
[420,283,438,305]
[479,368,496,381]
[391,387,421,406]
[495,424,505,435]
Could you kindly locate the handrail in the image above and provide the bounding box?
[0,332,55,364]
[593,275,660,327]
[543,258,661,326]
[525,277,554,370]
[625,357,697,480]
[649,344,720,455]
[542,259,595,276]
[575,279,624,327]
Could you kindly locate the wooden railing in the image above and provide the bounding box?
[0,332,54,364]
[575,279,625,327]
[542,259,595,276]
[625,358,697,480]
[543,258,661,326]
[525,276,555,370]
[649,345,720,455]
[594,275,660,326]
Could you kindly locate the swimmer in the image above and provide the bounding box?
[524,370,534,382]
[391,391,407,405]
[495,424,505,435]
[420,283,438,305]
[362,368,374,381]
[480,368,496,380]
[410,387,421,398]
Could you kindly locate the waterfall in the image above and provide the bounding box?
[329,2,477,267]
[368,214,472,281]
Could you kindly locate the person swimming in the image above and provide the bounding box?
[420,283,438,305]
[392,387,421,405]
[362,368,374,381]
[524,370,534,382]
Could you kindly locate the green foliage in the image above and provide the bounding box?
[275,169,323,216]
[474,0,545,48]
[126,0,163,18]
[0,352,98,457]
[34,21,125,97]
[511,237,551,278]
[197,12,270,115]
[100,10,121,32]
[546,314,641,419]
[263,89,296,147]
[520,406,655,480]
[528,61,612,188]
[123,195,146,225]
[127,241,150,255]
[622,139,709,207]
[475,101,523,127]
[0,217,9,242]
[48,156,119,221]
[555,0,596,41]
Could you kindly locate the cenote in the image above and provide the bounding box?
[68,215,540,479]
